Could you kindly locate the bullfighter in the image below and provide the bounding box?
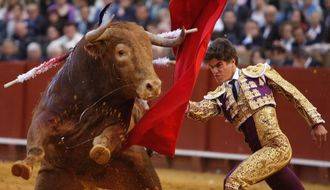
[186,38,327,190]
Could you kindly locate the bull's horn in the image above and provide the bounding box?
[85,14,115,42]
[152,57,176,65]
[148,28,198,47]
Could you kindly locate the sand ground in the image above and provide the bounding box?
[0,161,329,190]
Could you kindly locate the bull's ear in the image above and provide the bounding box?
[84,41,106,58]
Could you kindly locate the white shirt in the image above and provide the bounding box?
[226,68,240,84]
[226,68,240,94]
[307,25,321,41]
[49,33,83,51]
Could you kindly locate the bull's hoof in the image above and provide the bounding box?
[11,161,32,180]
[89,145,111,165]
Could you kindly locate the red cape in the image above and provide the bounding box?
[125,0,227,157]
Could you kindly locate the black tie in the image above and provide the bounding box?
[229,80,238,101]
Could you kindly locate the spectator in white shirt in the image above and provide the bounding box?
[48,22,83,52]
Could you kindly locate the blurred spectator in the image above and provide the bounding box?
[12,21,34,59]
[302,0,323,22]
[324,0,330,42]
[116,0,136,22]
[156,8,171,32]
[48,0,76,24]
[48,22,83,51]
[261,5,280,50]
[250,48,266,65]
[6,3,26,38]
[47,42,65,58]
[292,26,309,50]
[0,0,328,68]
[0,0,5,18]
[251,0,267,27]
[267,45,292,67]
[135,3,151,29]
[146,0,168,21]
[292,47,321,68]
[77,5,94,34]
[27,42,43,62]
[47,26,61,42]
[240,19,263,50]
[325,0,330,25]
[47,9,64,34]
[0,39,19,61]
[26,3,48,36]
[278,22,294,52]
[0,19,6,42]
[306,11,325,44]
[226,0,251,24]
[74,0,90,8]
[289,9,308,31]
[217,11,242,45]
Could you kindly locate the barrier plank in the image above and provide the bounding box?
[0,62,26,138]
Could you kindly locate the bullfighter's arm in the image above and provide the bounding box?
[186,85,224,122]
[186,99,221,122]
[265,67,325,128]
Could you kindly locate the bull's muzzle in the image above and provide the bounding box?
[137,79,161,100]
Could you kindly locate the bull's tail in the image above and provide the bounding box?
[12,147,45,180]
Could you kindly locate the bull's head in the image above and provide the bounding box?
[84,17,187,100]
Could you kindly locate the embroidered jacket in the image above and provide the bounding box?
[187,63,325,128]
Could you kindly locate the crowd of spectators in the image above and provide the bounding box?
[214,0,330,68]
[0,0,329,68]
[0,0,171,62]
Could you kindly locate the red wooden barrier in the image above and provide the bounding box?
[0,62,329,162]
[0,62,26,138]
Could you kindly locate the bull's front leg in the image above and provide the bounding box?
[89,125,126,165]
[11,119,48,180]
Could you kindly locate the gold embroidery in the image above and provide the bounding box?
[244,91,253,100]
[265,68,325,127]
[187,99,220,122]
[252,89,261,97]
[225,107,292,190]
[248,81,257,88]
[241,63,269,78]
[204,84,226,99]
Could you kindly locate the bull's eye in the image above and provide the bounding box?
[118,50,125,56]
[115,44,130,61]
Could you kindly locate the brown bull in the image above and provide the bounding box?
[11,17,187,189]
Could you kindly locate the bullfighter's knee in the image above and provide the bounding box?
[271,134,293,166]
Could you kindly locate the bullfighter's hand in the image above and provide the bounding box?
[311,124,327,148]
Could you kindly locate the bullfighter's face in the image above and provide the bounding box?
[208,58,237,84]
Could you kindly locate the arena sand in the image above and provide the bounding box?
[0,161,329,190]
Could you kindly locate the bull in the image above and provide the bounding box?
[11,15,188,190]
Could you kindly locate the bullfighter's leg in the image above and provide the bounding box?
[12,118,48,180]
[265,166,304,190]
[224,107,300,190]
[35,161,84,190]
[92,146,162,190]
[89,125,125,164]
